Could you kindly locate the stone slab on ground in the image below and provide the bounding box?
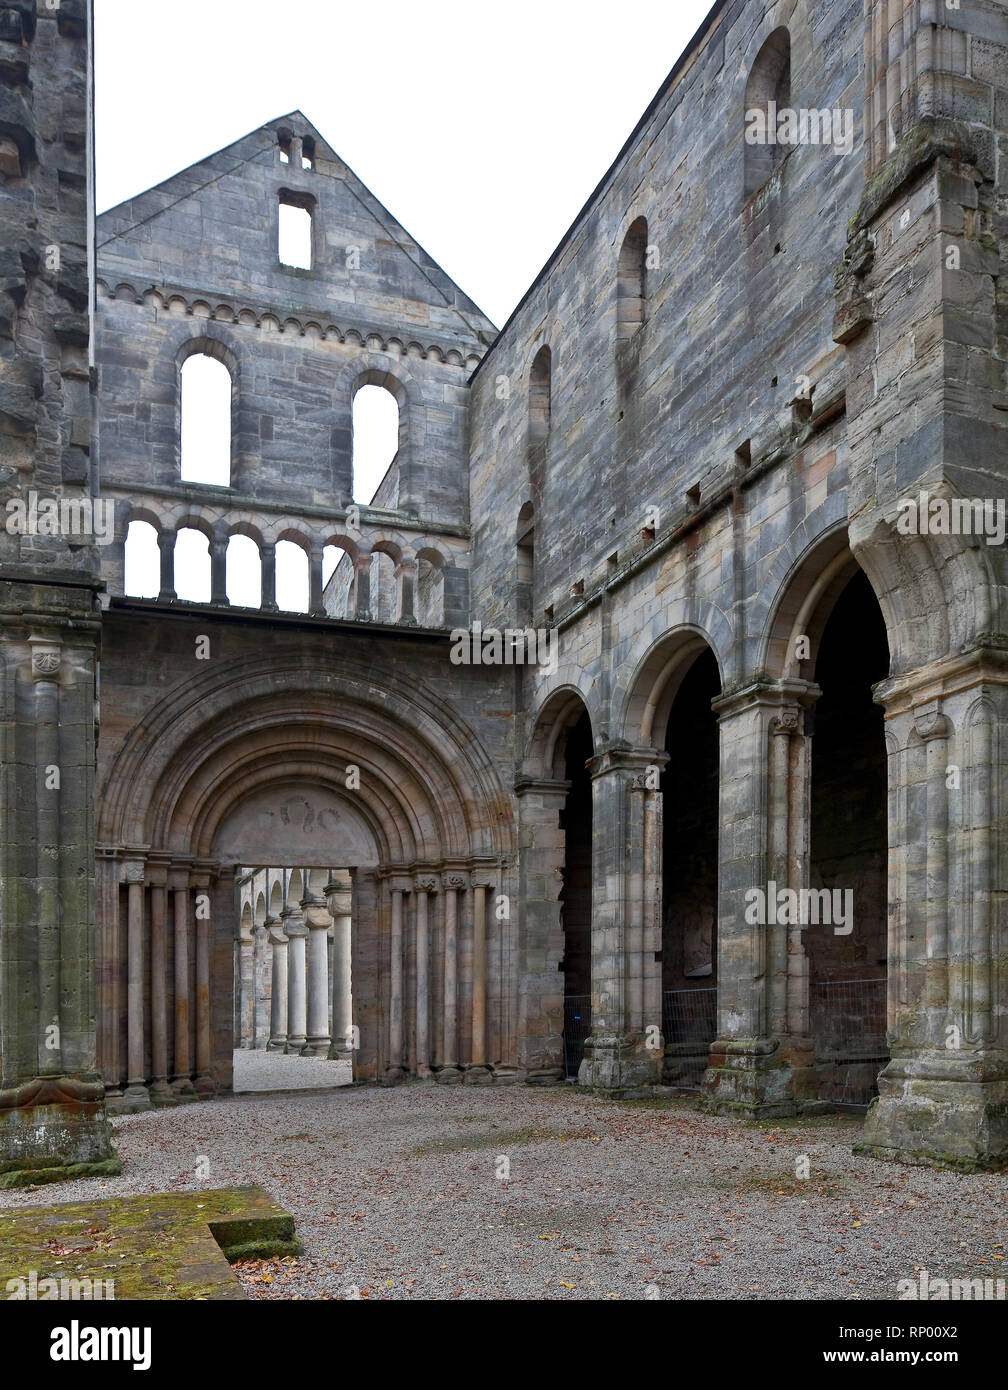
[0,1187,301,1300]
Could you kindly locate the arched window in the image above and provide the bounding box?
[323,544,354,618]
[516,502,534,623]
[416,550,445,628]
[352,384,400,504]
[174,527,211,603]
[180,352,232,486]
[279,192,314,269]
[529,346,551,446]
[124,519,159,598]
[226,534,261,608]
[617,217,648,346]
[744,28,792,199]
[276,539,309,613]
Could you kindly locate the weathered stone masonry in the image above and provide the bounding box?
[0,0,1005,1179]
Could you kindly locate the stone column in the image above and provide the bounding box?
[283,907,308,1054]
[210,528,229,606]
[148,871,171,1101]
[396,560,416,624]
[266,917,288,1052]
[354,552,372,620]
[325,878,353,1058]
[414,877,436,1078]
[157,530,176,602]
[192,872,214,1094]
[466,874,493,1084]
[302,892,332,1056]
[385,882,407,1082]
[261,542,278,613]
[170,872,194,1094]
[437,874,465,1083]
[123,862,151,1111]
[579,750,662,1091]
[515,780,569,1083]
[252,920,267,1048]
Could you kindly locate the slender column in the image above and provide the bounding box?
[302,895,332,1055]
[325,878,353,1057]
[309,544,325,616]
[193,873,213,1094]
[252,921,267,1048]
[149,876,170,1099]
[283,907,308,1053]
[438,875,464,1083]
[170,873,194,1093]
[354,553,372,620]
[261,542,278,612]
[918,704,951,1028]
[386,885,406,1081]
[467,876,491,1082]
[33,641,61,1075]
[123,863,151,1110]
[414,877,435,1078]
[157,530,176,602]
[210,529,229,606]
[266,917,288,1051]
[397,561,416,624]
[642,781,663,1056]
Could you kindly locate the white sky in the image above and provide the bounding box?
[101,0,713,608]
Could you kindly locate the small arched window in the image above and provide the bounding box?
[352,384,400,504]
[744,28,792,199]
[276,539,310,613]
[181,352,232,486]
[226,534,261,608]
[617,217,648,346]
[529,347,551,447]
[416,550,445,629]
[516,502,534,624]
[174,527,211,603]
[124,519,159,598]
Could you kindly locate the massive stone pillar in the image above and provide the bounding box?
[266,917,288,1052]
[302,891,331,1056]
[282,905,307,1054]
[579,750,662,1092]
[835,0,1008,1166]
[325,878,353,1058]
[515,780,567,1083]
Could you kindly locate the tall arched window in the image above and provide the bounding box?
[744,28,792,199]
[180,352,232,486]
[174,527,211,603]
[124,520,159,598]
[352,384,400,504]
[617,217,648,346]
[529,347,551,446]
[516,502,534,623]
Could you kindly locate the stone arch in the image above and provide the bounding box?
[619,624,726,749]
[176,334,239,488]
[525,686,597,781]
[758,521,862,682]
[335,355,426,513]
[744,26,791,200]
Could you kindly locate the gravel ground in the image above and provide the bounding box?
[233,1049,352,1092]
[3,1085,1005,1301]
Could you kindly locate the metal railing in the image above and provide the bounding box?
[662,987,717,1090]
[562,996,591,1079]
[810,976,888,1106]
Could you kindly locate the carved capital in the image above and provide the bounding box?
[771,709,802,738]
[913,702,951,743]
[415,875,438,895]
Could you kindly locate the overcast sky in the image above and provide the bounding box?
[95,0,714,329]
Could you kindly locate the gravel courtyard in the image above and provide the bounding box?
[3,1086,1005,1301]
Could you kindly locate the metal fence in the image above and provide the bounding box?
[563,995,591,1079]
[809,977,888,1106]
[662,987,717,1090]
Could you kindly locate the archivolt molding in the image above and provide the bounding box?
[97,658,514,864]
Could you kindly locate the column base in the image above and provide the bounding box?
[380,1066,407,1086]
[854,1052,1008,1172]
[266,1038,287,1052]
[194,1074,215,1096]
[463,1065,494,1085]
[149,1079,173,1103]
[0,1075,122,1186]
[434,1066,463,1085]
[523,1067,565,1086]
[113,1083,153,1114]
[300,1039,332,1057]
[283,1037,306,1054]
[578,1031,662,1092]
[326,1042,354,1061]
[700,1038,798,1119]
[170,1076,196,1097]
[491,1066,520,1086]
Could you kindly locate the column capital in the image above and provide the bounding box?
[712,678,821,723]
[442,872,468,893]
[913,699,953,743]
[122,859,146,885]
[28,635,62,681]
[414,874,439,895]
[266,919,288,947]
